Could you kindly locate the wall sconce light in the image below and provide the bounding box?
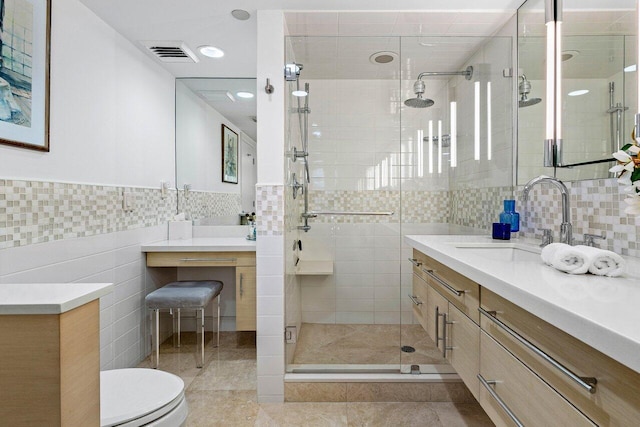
[438,120,443,173]
[544,0,562,167]
[636,1,640,139]
[428,120,434,174]
[474,81,481,160]
[487,82,492,161]
[450,102,457,167]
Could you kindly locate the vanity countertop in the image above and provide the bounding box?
[141,237,257,252]
[405,234,640,374]
[0,283,113,315]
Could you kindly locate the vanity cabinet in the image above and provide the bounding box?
[481,288,640,426]
[410,249,480,399]
[145,248,257,332]
[235,266,256,331]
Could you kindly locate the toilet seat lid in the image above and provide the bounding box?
[101,368,185,427]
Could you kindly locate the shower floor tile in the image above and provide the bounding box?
[292,323,448,366]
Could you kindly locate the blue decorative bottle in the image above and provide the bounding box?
[499,200,520,233]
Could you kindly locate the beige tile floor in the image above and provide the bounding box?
[138,332,494,426]
[292,323,447,366]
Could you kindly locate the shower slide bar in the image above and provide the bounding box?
[304,211,394,216]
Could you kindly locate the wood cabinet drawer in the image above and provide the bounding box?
[146,251,256,267]
[426,284,449,353]
[479,331,596,427]
[447,304,479,400]
[420,252,480,323]
[236,266,256,331]
[481,288,640,426]
[411,273,428,331]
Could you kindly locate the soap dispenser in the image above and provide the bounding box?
[499,200,520,233]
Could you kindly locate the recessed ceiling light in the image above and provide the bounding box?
[568,89,589,97]
[198,45,224,58]
[231,9,251,21]
[369,51,398,65]
[624,64,637,72]
[236,91,254,99]
[562,50,580,62]
[292,90,308,97]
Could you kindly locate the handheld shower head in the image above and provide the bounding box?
[519,75,541,107]
[404,79,434,108]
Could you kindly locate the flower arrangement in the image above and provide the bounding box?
[610,132,640,215]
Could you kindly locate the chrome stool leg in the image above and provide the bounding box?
[215,294,221,348]
[151,309,160,369]
[196,308,205,368]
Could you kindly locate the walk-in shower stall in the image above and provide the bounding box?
[284,34,513,375]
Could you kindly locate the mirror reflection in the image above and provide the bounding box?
[175,78,257,224]
[517,0,637,184]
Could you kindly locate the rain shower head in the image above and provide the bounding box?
[519,75,541,107]
[404,79,434,108]
[404,66,473,109]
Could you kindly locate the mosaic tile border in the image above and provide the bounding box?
[177,189,242,221]
[257,185,285,236]
[516,178,640,257]
[0,179,177,249]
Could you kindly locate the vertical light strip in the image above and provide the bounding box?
[428,120,434,174]
[474,81,480,160]
[638,0,640,113]
[545,20,556,141]
[438,120,443,174]
[417,129,424,177]
[486,82,492,161]
[450,102,457,167]
[555,20,562,142]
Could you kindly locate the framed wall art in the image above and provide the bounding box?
[222,124,238,184]
[0,0,50,151]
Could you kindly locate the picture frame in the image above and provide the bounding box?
[0,0,51,151]
[221,124,239,184]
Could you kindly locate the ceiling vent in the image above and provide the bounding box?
[197,90,236,102]
[140,41,199,63]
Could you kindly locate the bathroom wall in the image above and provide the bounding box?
[0,0,176,369]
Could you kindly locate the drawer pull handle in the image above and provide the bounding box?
[422,268,465,297]
[408,294,423,306]
[478,374,524,427]
[180,257,237,262]
[408,258,422,267]
[240,273,244,298]
[479,307,597,394]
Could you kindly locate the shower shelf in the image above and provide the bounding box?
[295,260,333,276]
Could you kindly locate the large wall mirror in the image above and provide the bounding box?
[175,78,257,223]
[517,0,637,184]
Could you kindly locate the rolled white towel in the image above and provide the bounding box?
[540,243,589,274]
[575,245,626,277]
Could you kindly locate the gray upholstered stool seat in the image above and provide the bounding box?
[145,280,223,368]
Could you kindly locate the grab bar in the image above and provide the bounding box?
[307,211,394,216]
[478,307,597,394]
[478,374,524,427]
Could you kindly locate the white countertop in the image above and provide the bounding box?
[141,237,256,252]
[0,283,113,315]
[405,234,640,374]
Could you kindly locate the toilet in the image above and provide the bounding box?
[101,368,188,427]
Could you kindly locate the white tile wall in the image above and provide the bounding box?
[0,224,167,370]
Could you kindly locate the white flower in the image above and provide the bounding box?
[624,196,640,216]
[629,144,640,155]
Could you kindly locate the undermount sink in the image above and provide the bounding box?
[451,242,542,263]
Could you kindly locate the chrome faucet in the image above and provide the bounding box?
[522,175,572,245]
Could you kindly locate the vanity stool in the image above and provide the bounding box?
[145,280,223,368]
